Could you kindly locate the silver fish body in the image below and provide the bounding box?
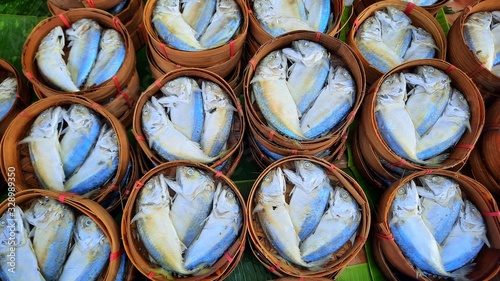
[464,12,495,70]
[184,183,242,271]
[19,107,65,191]
[66,19,102,88]
[303,0,330,32]
[107,0,129,15]
[60,104,101,177]
[36,26,79,92]
[0,77,17,120]
[58,215,110,281]
[0,206,45,281]
[300,65,356,139]
[491,22,500,65]
[281,40,330,114]
[166,166,216,247]
[181,0,216,38]
[300,186,361,263]
[84,29,126,88]
[200,81,235,157]
[64,124,119,194]
[374,7,412,58]
[199,0,241,49]
[283,160,332,241]
[141,96,217,163]
[24,197,76,281]
[403,27,437,62]
[253,0,313,37]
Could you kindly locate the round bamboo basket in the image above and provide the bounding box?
[376,169,500,280]
[132,68,245,169]
[347,0,447,85]
[48,0,123,10]
[143,0,248,68]
[0,59,30,138]
[447,0,500,100]
[371,232,418,281]
[243,30,365,151]
[247,155,371,277]
[121,160,247,281]
[480,98,500,181]
[353,0,448,16]
[469,146,500,200]
[22,8,136,104]
[0,189,122,280]
[0,95,130,205]
[246,0,344,46]
[359,59,485,172]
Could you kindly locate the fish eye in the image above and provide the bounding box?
[397,187,405,195]
[304,162,311,168]
[85,219,92,226]
[341,190,349,198]
[187,168,194,175]
[0,220,5,227]
[226,192,234,199]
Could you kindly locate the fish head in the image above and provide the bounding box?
[213,183,240,217]
[155,0,180,13]
[416,66,450,90]
[331,186,360,221]
[63,104,99,130]
[176,166,215,199]
[74,215,107,247]
[259,167,286,197]
[288,40,328,66]
[465,11,493,27]
[377,73,407,105]
[419,175,461,203]
[392,181,420,214]
[201,81,234,111]
[29,106,63,138]
[24,197,65,226]
[65,19,102,46]
[142,97,169,135]
[253,50,288,81]
[385,7,411,27]
[0,77,17,98]
[100,29,123,48]
[356,17,382,42]
[0,206,30,247]
[138,174,171,207]
[39,26,65,51]
[331,66,355,88]
[295,160,327,189]
[460,200,487,237]
[492,11,500,24]
[217,0,239,12]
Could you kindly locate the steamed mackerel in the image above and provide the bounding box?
[184,183,242,271]
[253,0,313,37]
[0,77,17,120]
[463,12,495,70]
[165,166,216,247]
[181,0,216,38]
[403,27,437,62]
[283,160,332,241]
[250,50,307,140]
[303,0,330,32]
[58,216,110,281]
[36,26,79,92]
[141,96,217,163]
[199,0,241,49]
[374,7,412,58]
[24,197,76,281]
[132,174,192,275]
[0,206,45,281]
[66,19,102,88]
[60,104,101,177]
[19,107,65,191]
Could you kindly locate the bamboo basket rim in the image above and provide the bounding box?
[243,30,365,150]
[0,59,29,123]
[47,0,140,24]
[469,147,500,199]
[121,160,248,281]
[131,67,245,169]
[0,95,130,204]
[359,58,485,171]
[21,8,136,103]
[376,169,500,280]
[246,155,371,277]
[142,0,249,67]
[356,0,448,15]
[0,189,122,281]
[48,0,124,10]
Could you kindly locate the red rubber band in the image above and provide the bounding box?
[154,79,163,89]
[404,3,416,15]
[135,135,146,141]
[24,71,36,81]
[86,0,96,8]
[138,23,147,42]
[91,102,101,111]
[481,211,500,217]
[455,144,474,150]
[125,190,130,195]
[119,91,132,108]
[268,130,275,142]
[389,159,406,168]
[347,111,356,121]
[236,103,242,112]
[109,250,122,261]
[260,153,265,160]
[229,40,235,58]
[444,65,457,74]
[329,164,336,172]
[247,9,253,15]
[175,64,182,69]
[109,184,119,191]
[353,19,360,32]
[147,272,155,279]
[291,149,297,155]
[357,236,367,243]
[249,59,256,71]
[58,13,71,28]
[215,269,223,276]
[112,17,121,31]
[224,252,234,263]
[269,260,281,271]
[15,94,29,107]
[368,86,379,96]
[469,64,486,78]
[215,171,223,178]
[19,110,33,119]
[234,155,241,165]
[112,76,121,94]
[58,193,74,203]
[376,233,394,241]
[160,43,168,59]
[133,181,144,189]
[314,32,321,43]
[342,133,348,140]
[424,169,433,175]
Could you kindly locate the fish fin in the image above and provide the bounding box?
[164,178,182,194]
[451,263,474,281]
[18,136,37,144]
[305,254,330,270]
[419,153,449,165]
[282,169,303,189]
[482,235,491,248]
[29,227,36,238]
[130,212,145,225]
[465,120,471,132]
[192,267,212,276]
[150,267,175,280]
[252,203,264,215]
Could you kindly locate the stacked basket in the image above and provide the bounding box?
[21,8,140,128]
[0,59,29,138]
[244,31,365,169]
[352,0,449,16]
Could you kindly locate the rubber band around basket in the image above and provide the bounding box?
[215,171,223,178]
[19,110,33,119]
[160,43,169,59]
[58,193,75,203]
[229,40,235,58]
[269,260,281,272]
[314,32,321,43]
[112,17,121,31]
[147,272,155,279]
[91,102,101,111]
[86,0,96,8]
[138,23,147,42]
[424,169,433,175]
[356,236,367,243]
[247,9,253,15]
[109,250,122,261]
[109,184,119,191]
[215,269,223,276]
[133,180,144,189]
[404,3,416,15]
[234,155,241,164]
[118,91,133,108]
[268,130,275,142]
[236,103,242,112]
[329,164,336,172]
[154,79,163,89]
[58,13,71,28]
[469,64,486,78]
[353,19,360,32]
[484,124,500,131]
[224,252,234,263]
[135,135,146,141]
[260,153,265,160]
[347,111,356,121]
[376,233,394,241]
[291,149,297,155]
[389,159,406,168]
[455,144,474,150]
[249,59,256,72]
[444,65,457,74]
[24,71,36,82]
[112,76,121,94]
[480,211,500,217]
[368,86,379,96]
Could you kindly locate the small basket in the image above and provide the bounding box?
[121,160,247,281]
[247,155,371,277]
[132,68,245,170]
[0,59,30,138]
[22,8,136,103]
[0,95,130,205]
[347,0,447,85]
[47,0,123,10]
[243,30,365,151]
[359,59,485,172]
[354,0,448,16]
[143,0,248,68]
[246,0,344,46]
[375,169,500,280]
[447,0,500,100]
[0,189,122,280]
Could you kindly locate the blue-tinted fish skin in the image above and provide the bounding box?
[375,111,414,161]
[0,77,16,120]
[153,20,199,51]
[254,137,283,161]
[303,0,330,32]
[199,0,241,49]
[107,0,129,14]
[114,254,128,281]
[375,8,412,58]
[182,0,216,38]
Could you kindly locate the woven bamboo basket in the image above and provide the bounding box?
[247,155,371,277]
[121,160,247,281]
[243,30,365,151]
[0,189,122,280]
[371,232,418,281]
[0,95,130,205]
[469,147,500,200]
[0,59,30,138]
[132,68,245,169]
[246,33,261,59]
[447,0,500,100]
[22,8,136,104]
[480,98,500,181]
[226,60,244,97]
[246,0,344,46]
[376,169,500,280]
[347,0,447,85]
[274,277,335,281]
[47,0,123,10]
[359,59,485,172]
[353,0,448,16]
[143,0,248,68]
